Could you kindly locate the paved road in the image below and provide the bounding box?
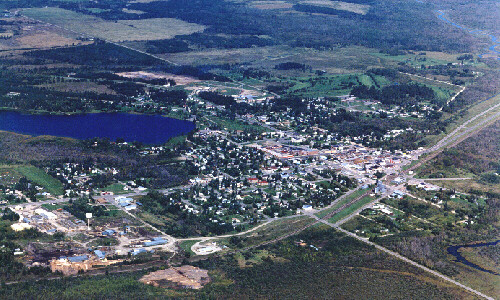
[427,95,500,154]
[404,97,500,175]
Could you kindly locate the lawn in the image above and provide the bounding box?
[22,7,205,42]
[16,165,64,196]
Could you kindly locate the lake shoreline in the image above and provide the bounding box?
[0,111,195,145]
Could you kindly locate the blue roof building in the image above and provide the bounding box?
[102,229,115,236]
[124,204,137,211]
[118,197,133,207]
[67,255,89,263]
[94,250,106,259]
[143,238,167,247]
[131,248,147,256]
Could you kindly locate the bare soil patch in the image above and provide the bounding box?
[115,71,201,85]
[250,1,294,10]
[140,265,211,290]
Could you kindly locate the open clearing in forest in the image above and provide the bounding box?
[22,7,206,42]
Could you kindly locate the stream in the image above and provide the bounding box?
[447,240,499,275]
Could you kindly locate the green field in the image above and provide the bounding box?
[16,165,64,196]
[99,183,126,195]
[41,203,67,211]
[179,240,199,256]
[206,116,269,133]
[370,52,453,67]
[329,195,375,224]
[164,135,188,148]
[284,73,395,97]
[22,7,205,42]
[315,188,368,219]
[162,45,384,74]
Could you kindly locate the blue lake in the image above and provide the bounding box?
[0,111,195,144]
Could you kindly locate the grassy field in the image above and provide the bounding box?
[22,7,205,42]
[329,195,375,224]
[16,165,64,196]
[41,203,67,211]
[217,216,314,249]
[98,183,126,195]
[315,188,368,219]
[370,52,456,67]
[206,116,269,133]
[428,179,500,195]
[163,135,188,148]
[179,240,199,256]
[285,73,385,97]
[162,45,384,74]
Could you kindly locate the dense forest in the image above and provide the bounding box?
[25,41,160,68]
[351,83,439,106]
[0,0,480,53]
[198,91,236,107]
[146,34,275,54]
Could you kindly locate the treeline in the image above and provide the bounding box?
[128,0,264,35]
[0,72,130,112]
[76,71,176,87]
[154,65,232,82]
[275,62,312,72]
[367,68,398,79]
[149,90,187,106]
[146,34,274,54]
[198,91,235,107]
[64,197,110,221]
[146,39,190,54]
[25,41,161,67]
[351,83,438,106]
